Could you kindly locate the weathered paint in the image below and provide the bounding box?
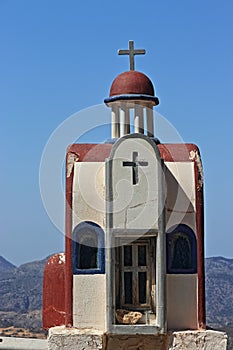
[189,150,204,190]
[194,153,206,329]
[43,254,66,329]
[66,152,79,178]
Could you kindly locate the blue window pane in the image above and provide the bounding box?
[167,224,197,274]
[72,221,105,274]
[171,233,192,270]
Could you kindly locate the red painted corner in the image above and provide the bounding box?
[42,254,66,330]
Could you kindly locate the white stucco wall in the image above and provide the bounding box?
[165,162,196,233]
[167,274,198,330]
[110,137,161,231]
[165,161,198,331]
[73,275,106,331]
[71,158,199,333]
[72,162,106,230]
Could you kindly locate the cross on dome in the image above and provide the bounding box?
[118,40,146,71]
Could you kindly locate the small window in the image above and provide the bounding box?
[167,224,197,274]
[118,240,153,309]
[72,221,105,274]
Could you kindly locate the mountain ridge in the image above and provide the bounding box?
[0,256,16,272]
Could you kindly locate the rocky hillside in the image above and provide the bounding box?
[0,256,16,273]
[206,256,233,327]
[0,255,51,331]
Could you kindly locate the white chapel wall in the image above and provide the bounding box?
[72,162,106,230]
[73,274,106,331]
[165,161,198,330]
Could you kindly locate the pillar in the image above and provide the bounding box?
[111,104,120,139]
[134,104,144,134]
[146,106,154,137]
[120,103,130,137]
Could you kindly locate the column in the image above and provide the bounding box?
[134,104,144,134]
[125,103,130,135]
[111,104,120,139]
[146,106,154,137]
[120,103,130,137]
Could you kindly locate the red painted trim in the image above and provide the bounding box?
[67,144,112,162]
[158,143,200,162]
[194,159,206,329]
[67,142,200,163]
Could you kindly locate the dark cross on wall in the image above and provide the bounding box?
[123,151,148,185]
[118,40,146,71]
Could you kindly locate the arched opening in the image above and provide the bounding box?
[72,221,105,274]
[167,224,197,274]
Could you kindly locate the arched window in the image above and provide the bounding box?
[167,224,197,274]
[72,221,105,274]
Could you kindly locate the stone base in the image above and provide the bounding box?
[48,327,103,350]
[48,326,227,350]
[169,330,227,350]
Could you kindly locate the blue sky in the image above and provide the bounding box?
[0,0,232,266]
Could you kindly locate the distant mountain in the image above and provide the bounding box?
[0,256,16,273]
[0,254,233,331]
[205,256,233,327]
[0,255,51,330]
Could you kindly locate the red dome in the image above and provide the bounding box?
[110,71,155,97]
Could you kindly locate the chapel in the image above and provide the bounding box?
[43,41,206,340]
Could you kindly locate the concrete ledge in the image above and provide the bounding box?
[48,326,103,350]
[169,330,227,350]
[0,337,47,350]
[48,327,227,350]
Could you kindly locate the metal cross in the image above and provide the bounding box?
[123,151,148,185]
[118,40,146,71]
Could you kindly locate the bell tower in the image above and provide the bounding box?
[104,40,159,138]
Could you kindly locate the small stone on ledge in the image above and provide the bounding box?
[115,309,143,324]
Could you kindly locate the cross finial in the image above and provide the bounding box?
[118,40,146,71]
